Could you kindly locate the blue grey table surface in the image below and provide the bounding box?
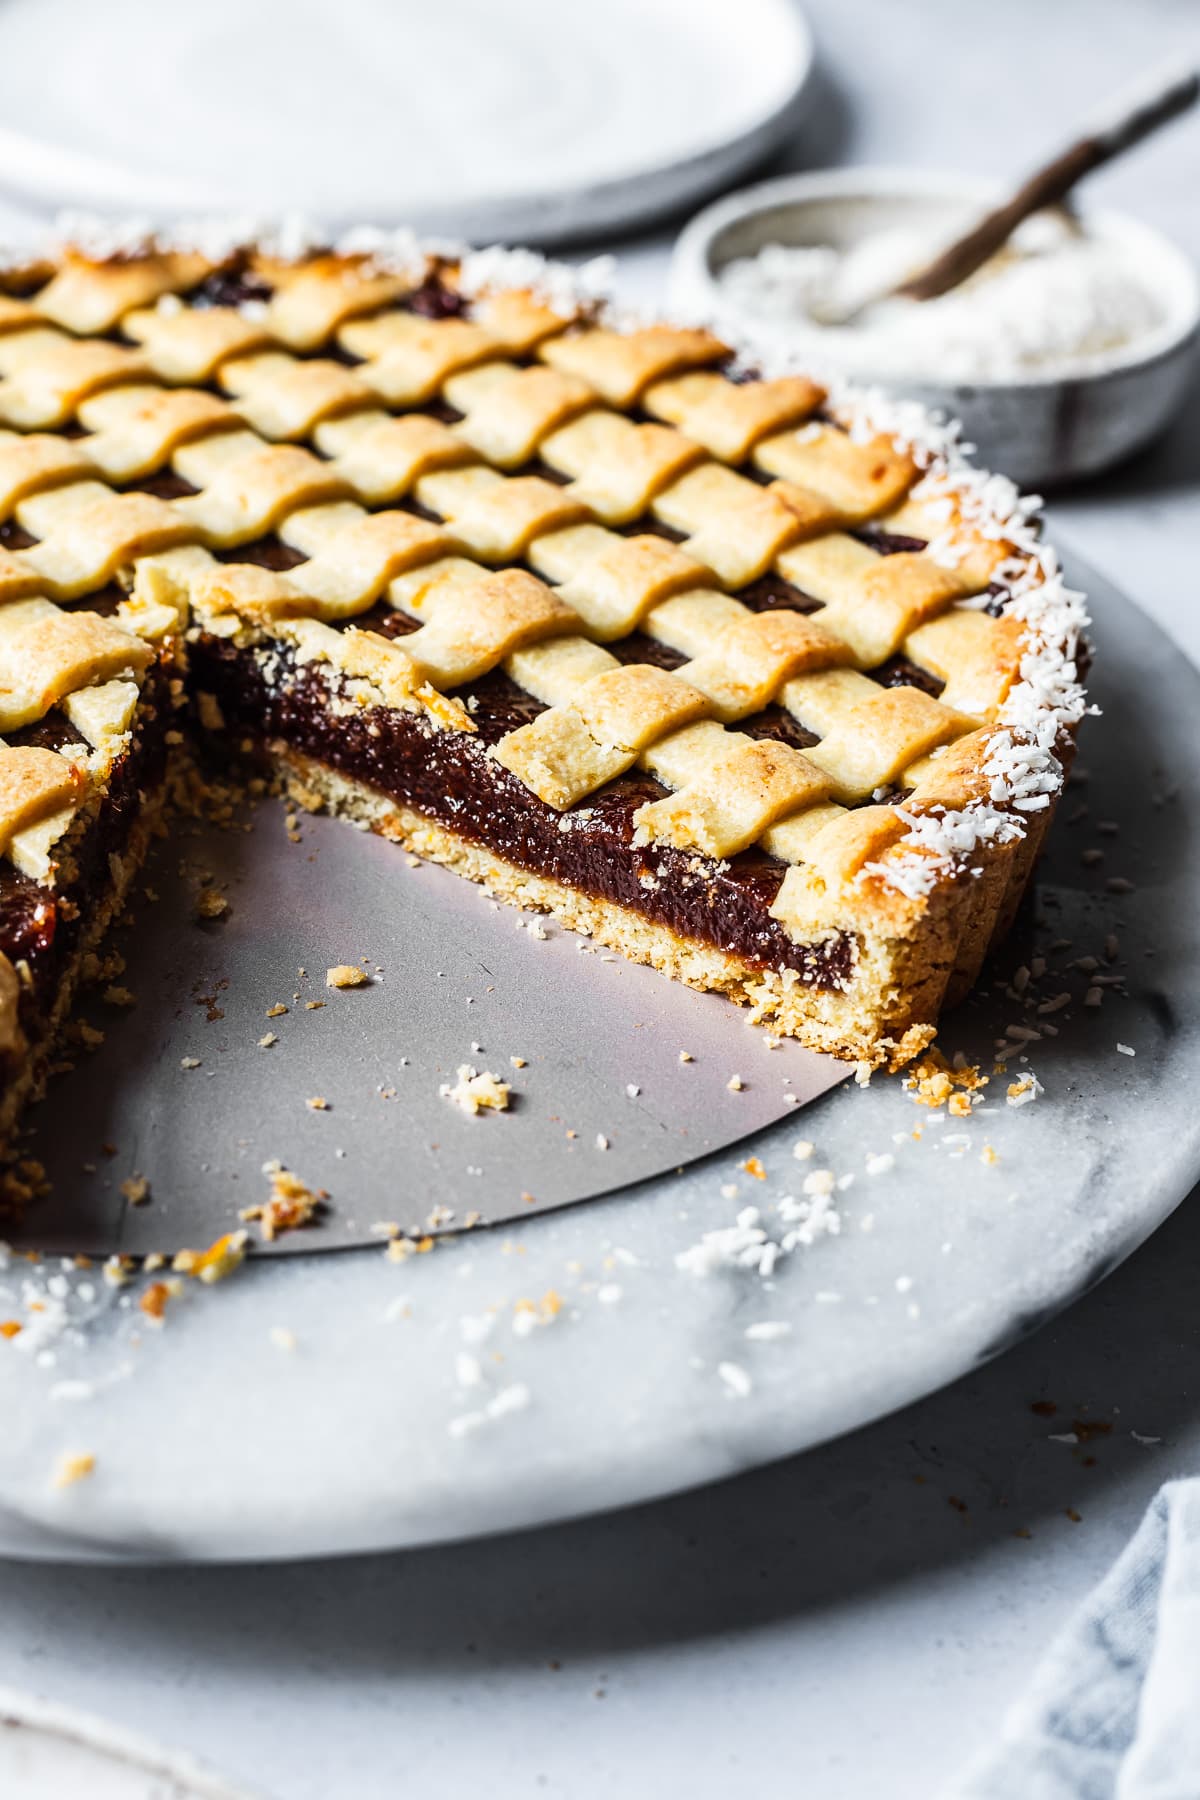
[2,1,1200,1794]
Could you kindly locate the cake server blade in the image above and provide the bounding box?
[11,801,847,1258]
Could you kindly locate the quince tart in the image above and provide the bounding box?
[0,220,1088,1146]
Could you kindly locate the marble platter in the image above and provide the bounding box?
[0,545,1195,1564]
[0,1685,256,1798]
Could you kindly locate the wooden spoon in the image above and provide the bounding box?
[826,58,1198,325]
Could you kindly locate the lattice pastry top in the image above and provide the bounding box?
[0,219,1089,938]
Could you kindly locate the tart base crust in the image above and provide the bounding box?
[267,742,1028,1073]
[0,797,163,1148]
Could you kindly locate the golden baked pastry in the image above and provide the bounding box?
[0,222,1088,1148]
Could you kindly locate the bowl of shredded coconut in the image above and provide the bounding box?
[669,167,1199,484]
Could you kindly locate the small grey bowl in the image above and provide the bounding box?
[669,167,1200,488]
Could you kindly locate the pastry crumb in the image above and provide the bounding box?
[53,1451,96,1490]
[905,1049,987,1110]
[172,1231,249,1283]
[440,1065,512,1115]
[119,1173,150,1207]
[195,691,225,732]
[513,1290,563,1336]
[287,777,326,815]
[242,1165,326,1242]
[386,1233,435,1262]
[326,964,370,989]
[139,1278,181,1322]
[194,886,229,920]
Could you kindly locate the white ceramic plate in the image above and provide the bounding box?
[0,546,1192,1565]
[0,0,813,243]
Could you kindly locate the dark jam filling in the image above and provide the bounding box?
[402,272,469,321]
[873,656,945,699]
[135,470,200,504]
[408,398,463,427]
[218,536,308,573]
[851,526,930,557]
[172,259,467,325]
[611,631,687,673]
[0,518,36,552]
[737,574,822,617]
[189,634,855,988]
[742,706,820,753]
[190,263,276,311]
[0,661,172,1044]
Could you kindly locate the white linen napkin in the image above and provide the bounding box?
[951,1481,1200,1798]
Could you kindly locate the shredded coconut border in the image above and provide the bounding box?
[5,212,1090,903]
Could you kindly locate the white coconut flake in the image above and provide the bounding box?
[487,1382,531,1419]
[1006,1072,1045,1108]
[447,1380,531,1440]
[718,1361,753,1398]
[458,245,615,316]
[675,1207,771,1279]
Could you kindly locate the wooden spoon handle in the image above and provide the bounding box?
[896,61,1199,304]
